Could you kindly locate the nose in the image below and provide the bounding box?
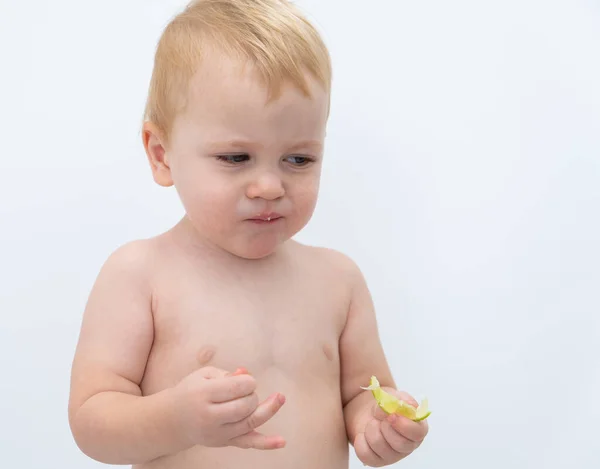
[246,172,285,200]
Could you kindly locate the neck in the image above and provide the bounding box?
[169,215,286,269]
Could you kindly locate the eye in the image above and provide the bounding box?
[216,154,250,164]
[285,155,314,167]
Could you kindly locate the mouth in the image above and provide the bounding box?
[247,212,283,224]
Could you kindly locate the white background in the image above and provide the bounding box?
[1,0,599,468]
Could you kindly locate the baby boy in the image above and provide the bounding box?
[68,1,429,468]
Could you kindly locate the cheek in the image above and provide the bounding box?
[172,167,240,219]
[192,186,239,219]
[291,176,320,211]
[285,183,319,233]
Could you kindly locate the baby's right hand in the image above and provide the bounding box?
[172,366,286,450]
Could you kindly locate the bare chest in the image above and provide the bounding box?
[140,263,348,394]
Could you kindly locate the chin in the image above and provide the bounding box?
[230,234,288,260]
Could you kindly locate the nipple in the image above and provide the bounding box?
[196,345,216,366]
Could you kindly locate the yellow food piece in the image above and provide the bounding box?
[361,376,431,422]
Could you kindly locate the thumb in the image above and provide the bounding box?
[197,366,249,379]
[197,366,228,379]
[226,367,250,377]
[396,391,419,408]
[197,366,247,379]
[372,390,420,421]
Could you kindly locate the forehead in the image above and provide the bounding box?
[180,51,329,142]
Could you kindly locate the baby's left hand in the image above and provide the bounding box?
[354,390,429,467]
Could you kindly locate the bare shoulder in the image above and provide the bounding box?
[98,237,157,279]
[92,233,175,294]
[290,240,364,284]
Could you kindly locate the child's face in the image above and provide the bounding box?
[151,54,329,259]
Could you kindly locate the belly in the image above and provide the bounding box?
[136,369,349,469]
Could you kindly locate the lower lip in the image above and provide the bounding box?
[247,217,283,225]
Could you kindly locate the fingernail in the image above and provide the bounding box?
[231,367,249,376]
[389,414,398,423]
[278,393,286,405]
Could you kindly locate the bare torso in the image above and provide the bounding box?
[135,234,352,469]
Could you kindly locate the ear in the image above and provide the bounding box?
[142,121,173,187]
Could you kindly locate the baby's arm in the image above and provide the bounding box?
[68,242,188,464]
[338,255,429,466]
[337,256,397,444]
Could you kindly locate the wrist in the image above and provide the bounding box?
[159,385,196,452]
[343,390,375,444]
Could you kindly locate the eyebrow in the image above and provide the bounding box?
[205,139,323,153]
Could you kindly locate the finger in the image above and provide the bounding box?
[212,392,259,424]
[387,414,429,443]
[372,390,420,421]
[198,366,229,379]
[395,391,419,408]
[380,420,419,454]
[372,403,388,421]
[364,418,397,462]
[228,392,285,436]
[230,430,286,450]
[208,374,257,403]
[354,432,384,467]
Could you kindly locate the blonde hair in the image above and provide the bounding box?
[142,0,332,145]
